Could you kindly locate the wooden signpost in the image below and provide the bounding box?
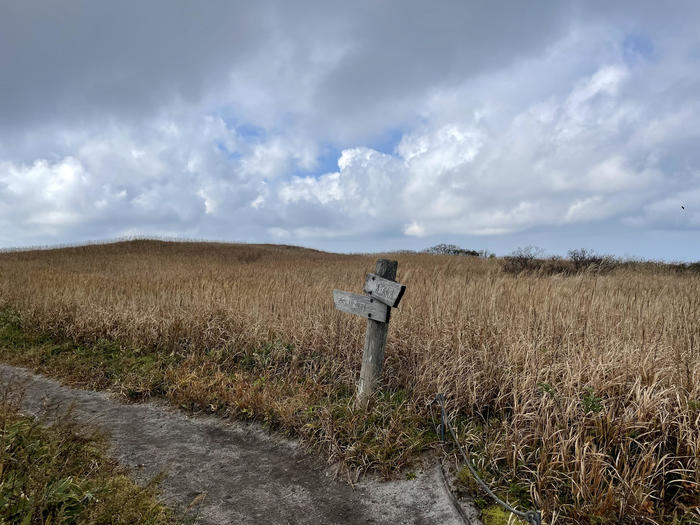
[333,259,406,406]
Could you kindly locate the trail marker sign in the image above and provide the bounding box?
[333,290,389,323]
[363,273,406,308]
[333,259,406,405]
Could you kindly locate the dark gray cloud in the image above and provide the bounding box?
[0,1,572,137]
[0,2,262,130]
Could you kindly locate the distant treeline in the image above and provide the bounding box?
[423,243,700,275]
[423,243,483,257]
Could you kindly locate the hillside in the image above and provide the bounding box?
[0,240,698,523]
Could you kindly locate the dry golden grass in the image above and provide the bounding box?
[0,240,698,523]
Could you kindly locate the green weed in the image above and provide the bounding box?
[0,390,180,525]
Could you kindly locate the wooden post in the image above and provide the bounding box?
[357,259,397,406]
[333,258,405,407]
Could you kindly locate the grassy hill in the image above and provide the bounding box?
[0,240,697,523]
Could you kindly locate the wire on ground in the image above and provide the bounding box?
[433,393,542,525]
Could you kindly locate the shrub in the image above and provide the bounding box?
[424,244,480,257]
[502,245,544,274]
[568,248,601,271]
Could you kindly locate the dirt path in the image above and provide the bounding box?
[0,364,479,525]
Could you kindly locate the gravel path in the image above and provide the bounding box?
[0,364,479,525]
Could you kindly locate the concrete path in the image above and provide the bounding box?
[0,364,478,525]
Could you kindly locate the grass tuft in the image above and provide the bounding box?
[0,387,180,525]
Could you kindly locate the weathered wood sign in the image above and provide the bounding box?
[333,259,407,405]
[363,273,406,308]
[333,290,388,323]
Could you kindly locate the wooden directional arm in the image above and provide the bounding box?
[363,273,406,308]
[333,290,389,323]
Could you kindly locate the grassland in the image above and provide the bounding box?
[0,240,697,523]
[0,386,179,524]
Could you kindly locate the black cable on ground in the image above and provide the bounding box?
[432,394,542,525]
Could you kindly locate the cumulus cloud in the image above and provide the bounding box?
[273,53,699,244]
[1,1,699,258]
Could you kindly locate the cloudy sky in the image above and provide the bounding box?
[1,1,699,259]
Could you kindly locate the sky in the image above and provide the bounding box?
[1,1,699,260]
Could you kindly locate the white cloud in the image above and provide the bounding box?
[564,196,606,223]
[404,221,425,237]
[0,157,91,231]
[267,54,698,243]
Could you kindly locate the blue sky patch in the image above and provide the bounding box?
[215,141,242,160]
[622,32,654,64]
